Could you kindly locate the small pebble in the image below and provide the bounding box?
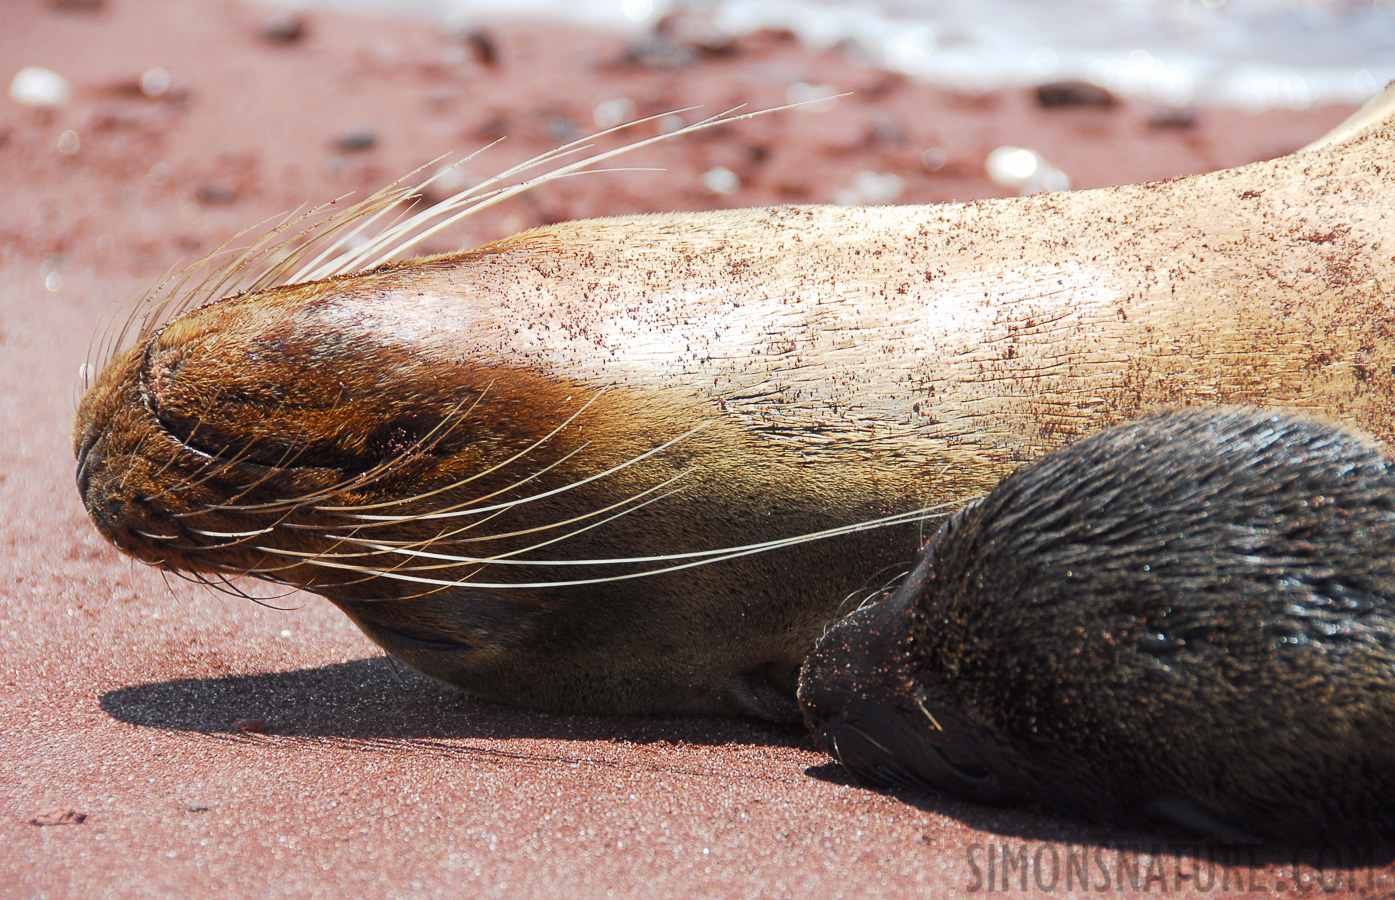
[9,66,71,108]
[362,41,398,70]
[986,146,1071,195]
[786,82,839,113]
[421,163,473,204]
[921,147,948,171]
[196,183,237,205]
[261,12,305,44]
[30,807,87,826]
[869,114,905,144]
[1148,107,1198,129]
[139,67,171,98]
[56,130,81,155]
[333,126,377,152]
[836,170,903,206]
[593,97,637,129]
[544,114,577,142]
[1035,80,1115,108]
[622,35,696,70]
[463,31,497,68]
[701,166,739,196]
[654,12,734,56]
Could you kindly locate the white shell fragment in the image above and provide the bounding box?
[985,145,1071,195]
[701,166,740,196]
[9,66,71,108]
[834,170,905,206]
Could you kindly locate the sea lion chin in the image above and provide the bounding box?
[799,407,1395,841]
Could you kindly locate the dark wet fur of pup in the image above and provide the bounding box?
[799,407,1395,842]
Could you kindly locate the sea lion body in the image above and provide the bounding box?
[74,110,1395,717]
[798,408,1395,841]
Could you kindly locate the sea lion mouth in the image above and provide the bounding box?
[806,684,1012,802]
[333,591,557,663]
[814,708,998,795]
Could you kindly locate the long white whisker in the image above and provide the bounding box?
[188,526,279,540]
[345,420,713,523]
[314,389,602,514]
[310,107,707,278]
[247,505,948,586]
[242,189,417,294]
[318,443,588,530]
[254,483,686,573]
[134,529,181,542]
[308,103,816,279]
[282,152,465,284]
[312,470,695,565]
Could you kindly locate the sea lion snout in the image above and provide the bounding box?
[797,586,920,750]
[799,541,1022,803]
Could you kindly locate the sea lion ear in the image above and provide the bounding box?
[1145,796,1259,844]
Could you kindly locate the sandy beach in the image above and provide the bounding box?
[0,0,1385,895]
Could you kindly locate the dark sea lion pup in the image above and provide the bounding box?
[798,407,1395,842]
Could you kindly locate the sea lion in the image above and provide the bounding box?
[74,96,1395,718]
[798,407,1395,842]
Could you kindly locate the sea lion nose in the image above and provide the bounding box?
[798,581,920,741]
[800,598,940,794]
[73,432,125,538]
[801,596,1014,803]
[799,535,1021,804]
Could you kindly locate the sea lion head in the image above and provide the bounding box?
[74,258,915,719]
[800,407,1395,841]
[74,277,564,690]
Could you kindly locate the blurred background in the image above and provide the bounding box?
[287,0,1395,108]
[3,0,1391,279]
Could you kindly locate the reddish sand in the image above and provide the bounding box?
[1,0,1389,896]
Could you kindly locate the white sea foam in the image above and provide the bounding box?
[256,0,1394,108]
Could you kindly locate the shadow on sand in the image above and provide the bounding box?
[101,657,1395,869]
[99,655,805,749]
